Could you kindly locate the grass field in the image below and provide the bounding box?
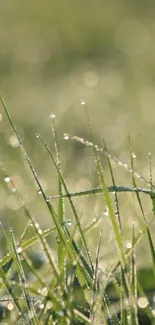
[1,2,155,324]
[0,95,155,324]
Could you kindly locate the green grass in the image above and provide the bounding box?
[0,94,155,324]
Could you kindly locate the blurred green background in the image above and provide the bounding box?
[0,1,155,265]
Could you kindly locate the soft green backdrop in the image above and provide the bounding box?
[0,1,155,265]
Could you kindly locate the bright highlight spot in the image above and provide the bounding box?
[137,297,148,308]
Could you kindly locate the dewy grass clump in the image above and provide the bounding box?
[0,94,155,324]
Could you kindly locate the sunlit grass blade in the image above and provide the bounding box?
[102,139,129,324]
[0,95,89,300]
[37,133,94,272]
[49,185,155,200]
[129,218,138,325]
[103,139,122,231]
[137,281,155,325]
[91,141,133,322]
[0,265,23,315]
[51,115,67,284]
[64,133,154,189]
[94,148,126,270]
[10,228,39,325]
[129,135,155,278]
[0,226,56,281]
[90,231,104,325]
[0,94,95,302]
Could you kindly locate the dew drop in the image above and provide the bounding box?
[126,241,132,249]
[39,303,44,310]
[4,176,10,183]
[132,152,137,158]
[56,236,61,244]
[57,311,64,316]
[9,135,19,148]
[17,247,22,253]
[7,302,14,310]
[64,133,69,140]
[24,283,28,288]
[67,220,72,226]
[137,297,148,308]
[46,198,50,202]
[36,133,40,138]
[50,113,56,119]
[104,207,109,216]
[38,190,42,195]
[81,99,85,105]
[41,287,48,296]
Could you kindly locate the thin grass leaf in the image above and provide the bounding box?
[84,215,102,234]
[49,185,155,200]
[0,96,94,302]
[90,231,105,325]
[129,135,155,278]
[64,133,154,189]
[106,212,155,284]
[51,116,67,286]
[103,139,122,232]
[94,148,126,270]
[10,228,39,325]
[0,266,23,314]
[37,133,94,273]
[137,281,155,325]
[129,217,138,325]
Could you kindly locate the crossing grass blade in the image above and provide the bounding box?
[64,133,154,189]
[0,94,94,303]
[36,134,94,272]
[50,116,67,285]
[10,228,39,325]
[49,185,155,200]
[129,217,139,325]
[129,135,155,278]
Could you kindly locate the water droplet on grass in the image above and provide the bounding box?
[39,303,44,309]
[137,297,148,308]
[132,152,137,158]
[36,133,40,138]
[104,207,109,216]
[64,133,69,140]
[81,99,85,105]
[67,220,72,226]
[126,241,132,249]
[38,190,42,195]
[4,176,10,183]
[7,302,14,310]
[56,236,61,243]
[17,247,22,253]
[9,135,19,147]
[50,113,56,119]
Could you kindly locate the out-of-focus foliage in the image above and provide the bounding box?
[1,1,155,138]
[0,1,155,263]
